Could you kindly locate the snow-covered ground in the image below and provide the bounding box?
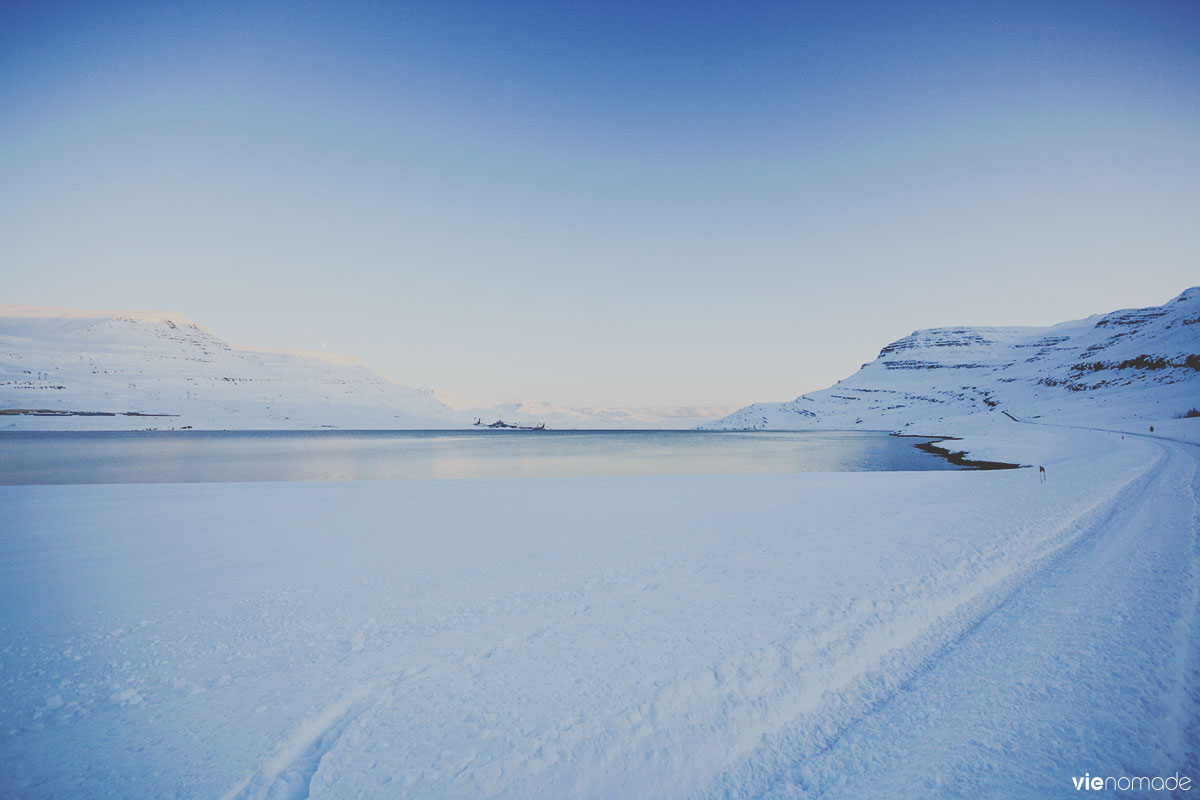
[2,421,1196,798]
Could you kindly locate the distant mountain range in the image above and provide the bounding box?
[704,288,1200,432]
[0,306,734,430]
[436,394,740,432]
[4,290,1196,432]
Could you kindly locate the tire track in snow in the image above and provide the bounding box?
[1163,447,1200,775]
[708,436,1174,798]
[219,568,695,799]
[220,680,379,800]
[726,437,1197,798]
[226,433,1174,799]
[313,439,1166,798]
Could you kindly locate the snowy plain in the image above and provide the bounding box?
[2,420,1197,798]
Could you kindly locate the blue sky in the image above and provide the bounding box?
[2,1,1198,407]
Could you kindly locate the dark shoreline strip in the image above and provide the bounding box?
[913,438,1022,470]
[0,409,179,417]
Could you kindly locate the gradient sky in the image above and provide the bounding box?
[2,1,1198,408]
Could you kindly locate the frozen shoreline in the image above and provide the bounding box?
[1,424,1196,798]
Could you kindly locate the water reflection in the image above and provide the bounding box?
[0,430,960,486]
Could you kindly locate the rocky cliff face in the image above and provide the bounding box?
[705,288,1200,431]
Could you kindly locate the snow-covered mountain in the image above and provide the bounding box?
[436,395,740,431]
[0,306,463,430]
[0,306,735,430]
[704,288,1200,432]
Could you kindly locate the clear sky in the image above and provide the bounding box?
[2,1,1198,408]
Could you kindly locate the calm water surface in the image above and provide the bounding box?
[0,430,959,485]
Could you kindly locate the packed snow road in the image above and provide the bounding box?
[0,427,1195,798]
[719,433,1200,798]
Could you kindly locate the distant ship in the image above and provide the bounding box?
[473,418,546,431]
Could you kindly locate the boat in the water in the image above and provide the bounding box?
[473,418,546,431]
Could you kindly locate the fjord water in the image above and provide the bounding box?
[0,430,959,485]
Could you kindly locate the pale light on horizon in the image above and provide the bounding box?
[2,1,1197,408]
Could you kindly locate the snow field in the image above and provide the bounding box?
[0,428,1195,798]
[721,436,1200,798]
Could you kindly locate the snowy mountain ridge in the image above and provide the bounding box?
[456,397,741,431]
[0,305,463,430]
[0,306,733,430]
[704,288,1200,432]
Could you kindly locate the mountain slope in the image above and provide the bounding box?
[0,306,461,429]
[0,306,734,430]
[704,288,1200,432]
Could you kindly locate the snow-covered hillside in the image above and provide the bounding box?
[0,306,734,430]
[0,306,462,430]
[705,288,1200,432]
[7,290,1196,433]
